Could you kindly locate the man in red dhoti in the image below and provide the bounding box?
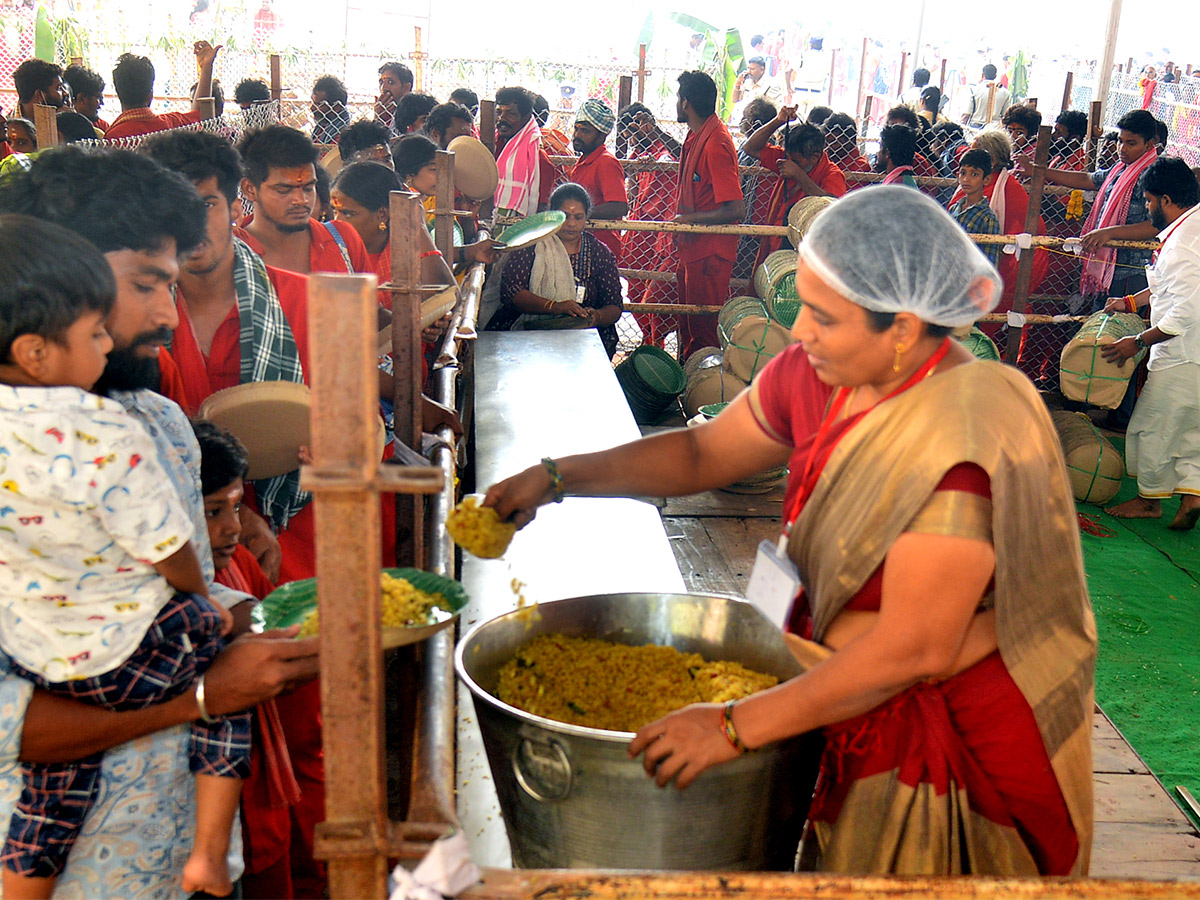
[673,70,745,355]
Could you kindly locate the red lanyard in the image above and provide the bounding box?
[782,338,952,537]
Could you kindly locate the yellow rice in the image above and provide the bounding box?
[495,633,778,732]
[447,495,516,559]
[296,572,445,637]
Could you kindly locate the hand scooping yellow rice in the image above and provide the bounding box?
[296,572,446,636]
[447,494,517,558]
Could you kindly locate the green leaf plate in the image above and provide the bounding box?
[494,211,566,251]
[251,568,469,649]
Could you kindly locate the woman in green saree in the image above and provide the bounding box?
[485,186,1096,876]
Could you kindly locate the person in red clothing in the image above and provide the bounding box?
[618,102,681,344]
[741,105,847,264]
[105,41,220,139]
[569,98,627,261]
[143,130,332,900]
[235,125,371,275]
[63,64,109,132]
[193,420,314,900]
[674,70,746,354]
[823,113,871,180]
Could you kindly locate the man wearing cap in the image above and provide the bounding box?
[569,98,628,261]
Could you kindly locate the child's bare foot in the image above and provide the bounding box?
[1107,496,1162,519]
[181,850,233,897]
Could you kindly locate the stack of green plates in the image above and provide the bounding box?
[615,345,687,425]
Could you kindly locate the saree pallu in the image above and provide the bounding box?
[788,361,1096,875]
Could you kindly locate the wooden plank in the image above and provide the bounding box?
[655,486,786,518]
[463,868,1200,898]
[701,517,776,585]
[1093,713,1151,775]
[307,274,389,898]
[1091,822,1200,879]
[1094,772,1193,825]
[663,517,741,596]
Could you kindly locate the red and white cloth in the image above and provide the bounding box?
[494,117,542,216]
[1080,147,1158,295]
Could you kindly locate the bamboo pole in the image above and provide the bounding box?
[1061,71,1074,114]
[897,52,909,100]
[412,26,426,92]
[462,868,1200,899]
[636,43,649,102]
[32,104,58,149]
[856,37,869,124]
[938,58,947,94]
[618,75,633,120]
[269,54,282,102]
[390,190,426,568]
[1004,125,1052,364]
[480,99,496,154]
[306,272,388,900]
[433,150,455,262]
[1095,0,1123,121]
[828,49,838,106]
[1088,99,1103,170]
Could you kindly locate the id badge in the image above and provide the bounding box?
[575,284,587,304]
[745,539,801,629]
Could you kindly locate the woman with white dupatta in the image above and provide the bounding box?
[492,183,624,358]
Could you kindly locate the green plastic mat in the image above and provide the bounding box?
[1079,440,1200,805]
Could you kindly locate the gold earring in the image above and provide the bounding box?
[893,344,905,373]
[378,221,388,231]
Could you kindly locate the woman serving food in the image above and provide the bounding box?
[484,187,1096,876]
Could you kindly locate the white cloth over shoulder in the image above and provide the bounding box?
[798,185,1002,327]
[529,235,577,303]
[0,385,192,681]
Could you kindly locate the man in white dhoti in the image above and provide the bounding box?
[1103,156,1200,530]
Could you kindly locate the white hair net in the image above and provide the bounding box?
[798,185,1001,327]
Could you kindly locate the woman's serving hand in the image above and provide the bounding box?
[628,704,743,789]
[551,300,593,319]
[483,464,558,529]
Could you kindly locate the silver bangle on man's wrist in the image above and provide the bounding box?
[194,674,219,723]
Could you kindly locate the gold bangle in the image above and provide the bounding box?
[545,299,555,312]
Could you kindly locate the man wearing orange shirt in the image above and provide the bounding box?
[105,41,220,139]
[235,125,370,275]
[674,70,745,354]
[569,98,627,261]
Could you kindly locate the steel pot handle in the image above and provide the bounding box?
[512,736,573,802]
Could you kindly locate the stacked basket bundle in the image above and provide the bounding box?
[681,346,747,418]
[1050,410,1126,504]
[1060,311,1147,409]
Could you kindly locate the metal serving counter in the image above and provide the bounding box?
[458,330,685,866]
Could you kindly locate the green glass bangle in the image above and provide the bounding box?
[541,456,565,503]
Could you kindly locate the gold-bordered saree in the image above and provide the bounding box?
[786,360,1096,875]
